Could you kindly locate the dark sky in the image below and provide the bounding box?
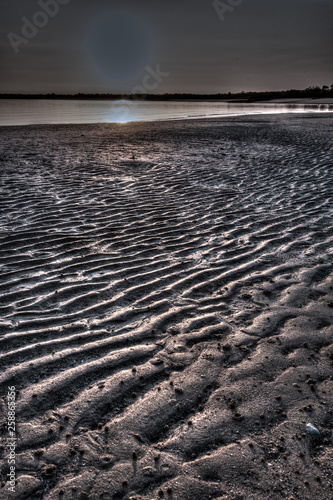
[1,0,332,94]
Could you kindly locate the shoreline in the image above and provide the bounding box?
[1,109,333,129]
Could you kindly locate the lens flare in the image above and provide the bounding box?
[87,12,154,82]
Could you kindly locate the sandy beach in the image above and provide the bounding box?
[0,114,332,499]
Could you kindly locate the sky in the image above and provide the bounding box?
[1,0,332,94]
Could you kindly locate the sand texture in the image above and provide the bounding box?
[0,114,333,499]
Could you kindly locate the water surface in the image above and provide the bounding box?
[0,99,332,126]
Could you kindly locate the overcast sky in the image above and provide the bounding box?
[1,0,332,94]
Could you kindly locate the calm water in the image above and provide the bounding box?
[0,99,332,126]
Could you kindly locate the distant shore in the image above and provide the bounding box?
[1,88,333,103]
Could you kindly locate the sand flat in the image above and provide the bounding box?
[0,114,333,499]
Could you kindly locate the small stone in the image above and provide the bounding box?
[133,433,144,442]
[306,423,320,437]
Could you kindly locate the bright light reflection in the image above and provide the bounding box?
[108,100,133,124]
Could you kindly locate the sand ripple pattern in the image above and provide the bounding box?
[0,115,333,499]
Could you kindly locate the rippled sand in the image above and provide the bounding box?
[0,115,333,499]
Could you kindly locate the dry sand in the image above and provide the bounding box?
[0,114,332,499]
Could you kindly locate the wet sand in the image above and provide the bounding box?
[0,114,333,499]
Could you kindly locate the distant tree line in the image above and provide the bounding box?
[1,85,332,101]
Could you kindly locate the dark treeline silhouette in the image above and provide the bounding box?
[1,86,333,101]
